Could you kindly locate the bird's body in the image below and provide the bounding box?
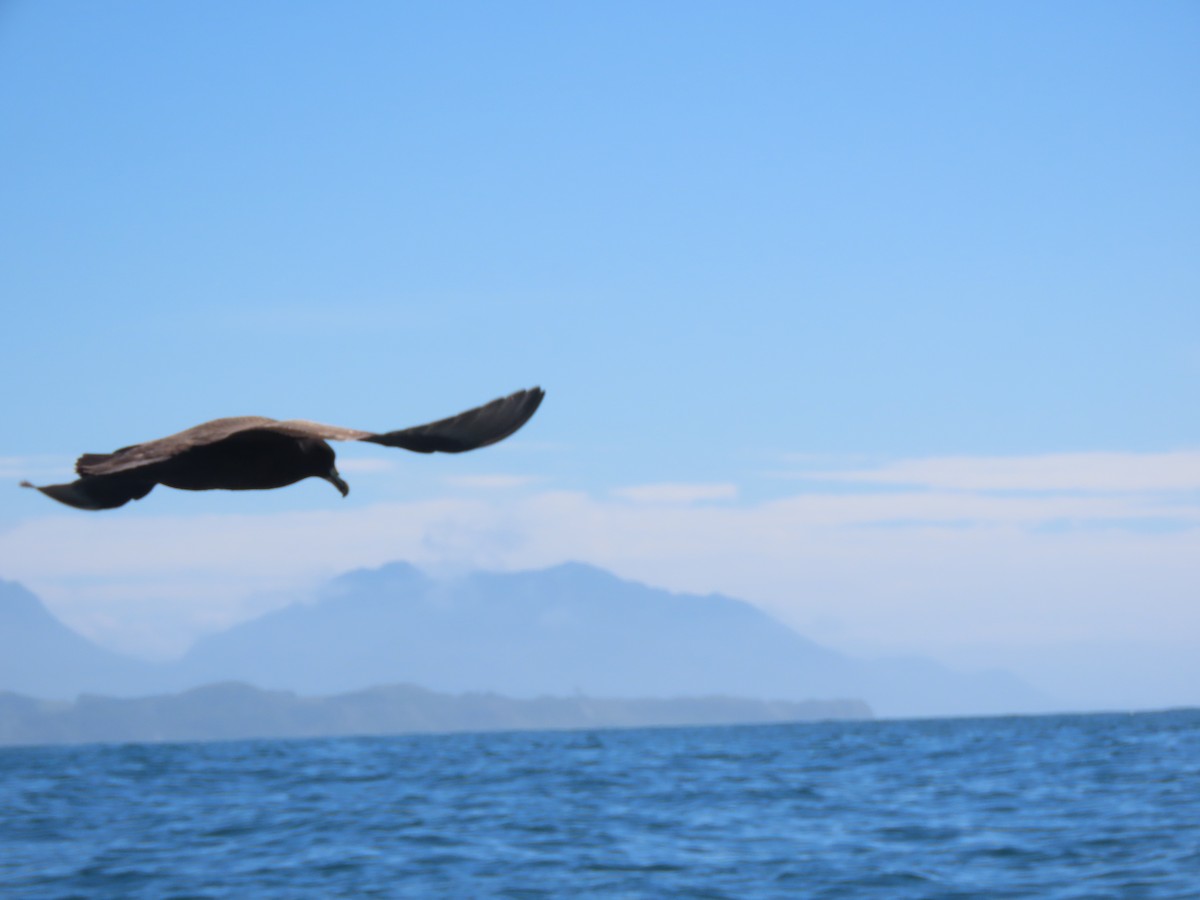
[21,387,544,511]
[151,427,333,492]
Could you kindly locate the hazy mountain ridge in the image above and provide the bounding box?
[0,682,871,747]
[0,580,155,699]
[0,563,1052,719]
[174,562,850,699]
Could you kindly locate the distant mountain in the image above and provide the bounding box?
[172,562,1051,718]
[0,580,156,699]
[0,682,871,746]
[173,562,847,696]
[0,564,1053,718]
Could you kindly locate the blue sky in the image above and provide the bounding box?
[2,3,1198,709]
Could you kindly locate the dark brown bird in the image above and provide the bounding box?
[21,387,544,511]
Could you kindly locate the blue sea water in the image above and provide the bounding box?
[2,711,1200,898]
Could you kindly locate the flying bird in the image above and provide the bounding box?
[21,387,544,511]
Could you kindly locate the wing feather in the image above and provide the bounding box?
[363,387,544,453]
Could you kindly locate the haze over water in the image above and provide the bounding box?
[4,710,1199,898]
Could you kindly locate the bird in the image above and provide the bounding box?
[21,387,544,511]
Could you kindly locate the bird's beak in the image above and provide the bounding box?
[324,469,350,497]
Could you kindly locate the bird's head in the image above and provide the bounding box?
[302,439,349,498]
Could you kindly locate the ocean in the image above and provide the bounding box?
[2,710,1199,898]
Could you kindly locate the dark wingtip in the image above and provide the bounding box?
[19,480,34,489]
[516,386,545,410]
[524,387,545,422]
[494,386,545,443]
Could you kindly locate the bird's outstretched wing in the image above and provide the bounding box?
[21,474,155,510]
[267,387,544,452]
[74,388,545,478]
[360,386,544,453]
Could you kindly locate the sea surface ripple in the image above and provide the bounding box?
[3,710,1200,898]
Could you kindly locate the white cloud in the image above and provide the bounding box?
[611,482,739,504]
[336,457,396,474]
[798,451,1200,493]
[0,455,73,480]
[444,474,542,490]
